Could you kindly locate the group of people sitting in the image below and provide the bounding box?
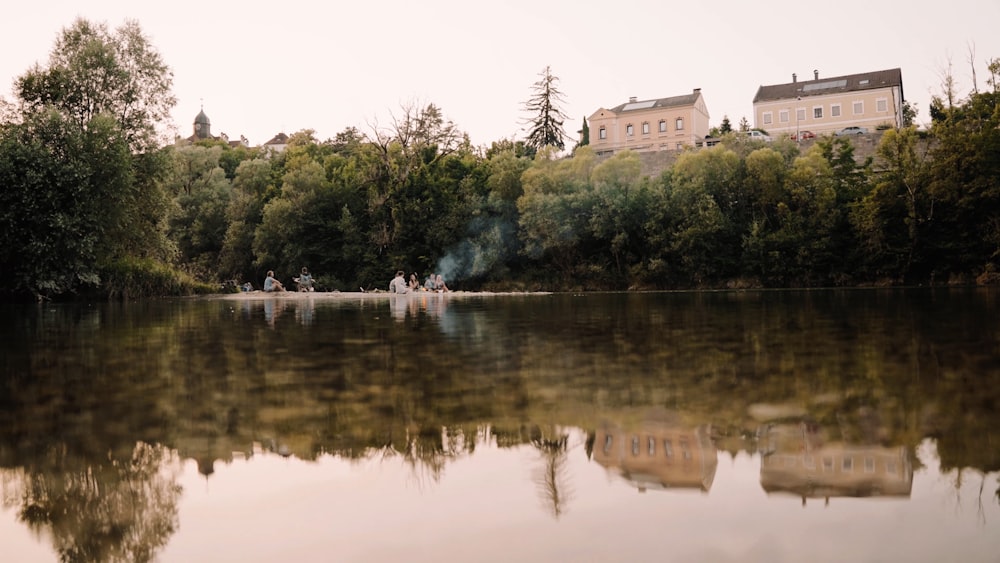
[255,267,450,294]
[389,271,449,293]
[260,267,314,292]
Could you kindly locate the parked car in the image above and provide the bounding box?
[745,130,772,142]
[835,126,868,136]
[790,130,816,141]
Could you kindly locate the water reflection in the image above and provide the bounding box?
[1,289,999,561]
[592,409,717,493]
[1,443,181,563]
[757,419,913,504]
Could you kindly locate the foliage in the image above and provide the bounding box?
[0,18,174,300]
[96,257,216,299]
[14,18,175,153]
[3,22,1000,295]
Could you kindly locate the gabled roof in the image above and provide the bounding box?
[753,68,903,103]
[607,91,702,114]
[264,132,289,145]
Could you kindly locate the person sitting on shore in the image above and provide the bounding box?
[435,274,449,292]
[389,270,410,293]
[294,267,314,292]
[264,270,285,292]
[424,273,437,291]
[408,273,420,291]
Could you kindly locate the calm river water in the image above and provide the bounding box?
[1,289,998,562]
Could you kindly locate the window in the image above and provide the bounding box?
[626,123,634,136]
[842,457,854,472]
[831,104,841,117]
[602,434,612,454]
[647,437,655,456]
[631,435,639,456]
[659,120,667,132]
[676,142,683,150]
[642,121,650,135]
[876,98,888,112]
[599,126,607,140]
[813,106,823,119]
[763,112,773,125]
[796,108,806,121]
[675,117,684,130]
[864,457,875,473]
[853,101,863,115]
[779,109,789,123]
[663,439,673,458]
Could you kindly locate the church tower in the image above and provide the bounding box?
[193,107,212,140]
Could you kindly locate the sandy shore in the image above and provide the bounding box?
[213,290,550,301]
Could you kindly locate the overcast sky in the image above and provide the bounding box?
[5,0,1000,148]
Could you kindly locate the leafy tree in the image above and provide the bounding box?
[851,128,925,279]
[14,18,175,152]
[901,100,918,128]
[589,150,645,281]
[219,158,274,281]
[0,18,175,299]
[163,145,232,278]
[522,66,570,152]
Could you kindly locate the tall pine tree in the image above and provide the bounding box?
[522,66,570,152]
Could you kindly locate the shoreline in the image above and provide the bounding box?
[212,290,552,301]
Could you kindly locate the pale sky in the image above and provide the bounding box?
[5,0,1000,149]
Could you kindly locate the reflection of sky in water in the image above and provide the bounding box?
[127,436,1000,562]
[6,435,995,563]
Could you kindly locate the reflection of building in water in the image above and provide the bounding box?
[592,417,717,493]
[758,422,913,502]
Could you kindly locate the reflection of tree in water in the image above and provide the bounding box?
[2,442,181,563]
[529,425,572,519]
[366,424,480,487]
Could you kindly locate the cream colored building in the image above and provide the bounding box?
[753,68,904,137]
[587,89,710,155]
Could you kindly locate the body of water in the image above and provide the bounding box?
[1,289,998,562]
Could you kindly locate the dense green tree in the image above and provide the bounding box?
[163,145,232,278]
[14,18,175,153]
[588,150,646,283]
[219,159,274,282]
[0,18,175,299]
[853,127,930,280]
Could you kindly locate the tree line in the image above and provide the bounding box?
[1,19,998,300]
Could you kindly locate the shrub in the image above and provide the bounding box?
[95,258,217,300]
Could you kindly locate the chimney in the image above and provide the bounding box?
[814,69,819,80]
[693,87,701,93]
[629,96,637,103]
[792,73,797,83]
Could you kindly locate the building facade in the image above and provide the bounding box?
[752,68,904,137]
[587,89,710,155]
